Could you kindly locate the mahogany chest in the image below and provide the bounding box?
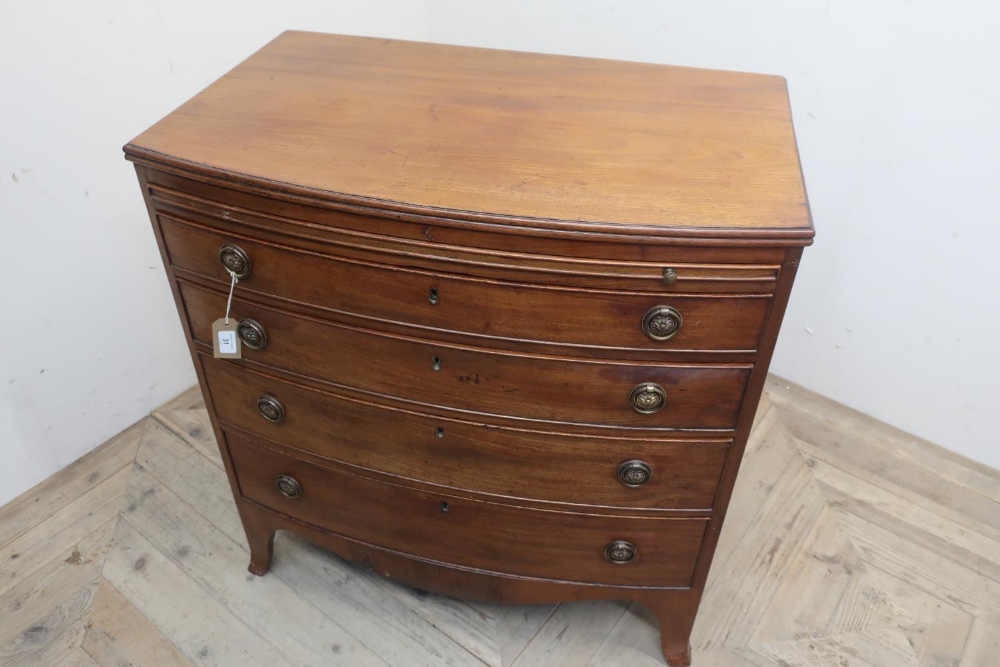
[126,31,812,666]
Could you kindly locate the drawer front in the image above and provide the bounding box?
[228,433,708,587]
[181,282,750,429]
[202,355,730,510]
[150,179,782,294]
[160,215,770,352]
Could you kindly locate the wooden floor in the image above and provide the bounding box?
[2,377,999,667]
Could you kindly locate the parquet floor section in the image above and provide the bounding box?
[1,376,998,666]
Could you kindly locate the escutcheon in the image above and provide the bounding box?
[629,383,666,414]
[218,244,252,278]
[237,318,267,350]
[275,474,302,499]
[642,306,683,341]
[257,395,285,423]
[617,460,653,487]
[605,541,637,564]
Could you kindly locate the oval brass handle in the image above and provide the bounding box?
[642,306,683,341]
[629,383,665,414]
[617,460,652,487]
[218,244,251,279]
[237,318,267,350]
[605,540,636,564]
[275,474,302,499]
[257,395,285,423]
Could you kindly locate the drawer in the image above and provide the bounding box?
[150,179,782,294]
[201,355,730,510]
[227,433,708,587]
[181,281,751,429]
[146,169,792,267]
[159,214,771,352]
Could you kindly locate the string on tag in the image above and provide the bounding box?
[224,270,239,325]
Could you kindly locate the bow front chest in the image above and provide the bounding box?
[126,31,813,667]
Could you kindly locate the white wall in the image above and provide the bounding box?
[1,1,997,508]
[0,2,428,507]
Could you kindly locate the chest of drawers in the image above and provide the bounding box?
[126,31,812,666]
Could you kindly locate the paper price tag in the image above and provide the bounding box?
[212,318,242,359]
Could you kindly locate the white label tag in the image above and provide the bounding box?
[218,329,237,354]
[212,318,241,359]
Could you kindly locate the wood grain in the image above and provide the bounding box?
[227,432,708,587]
[126,32,812,239]
[82,578,196,667]
[202,355,729,511]
[161,216,773,354]
[180,282,751,430]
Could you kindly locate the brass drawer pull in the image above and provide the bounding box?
[629,383,665,414]
[237,318,267,350]
[642,306,683,341]
[257,395,285,423]
[617,460,652,487]
[662,267,678,285]
[276,474,302,499]
[218,243,252,278]
[605,540,636,564]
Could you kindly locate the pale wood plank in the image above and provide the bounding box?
[0,466,129,598]
[709,406,793,562]
[809,455,1000,576]
[767,376,1000,500]
[958,612,1000,667]
[82,577,196,667]
[902,616,974,667]
[151,386,205,414]
[53,647,101,667]
[693,413,827,651]
[491,603,557,667]
[132,420,244,543]
[152,408,223,469]
[102,517,295,667]
[272,532,491,667]
[120,461,389,667]
[0,520,113,666]
[785,408,1000,537]
[583,602,670,667]
[0,420,141,548]
[510,600,628,667]
[0,584,95,667]
[751,392,772,434]
[750,507,896,645]
[750,627,923,667]
[863,564,971,630]
[837,510,1000,616]
[382,593,498,667]
[690,648,775,667]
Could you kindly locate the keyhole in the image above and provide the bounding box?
[428,288,439,305]
[435,427,445,438]
[432,356,441,371]
[440,501,449,513]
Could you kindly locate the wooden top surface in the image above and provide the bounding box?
[126,31,812,241]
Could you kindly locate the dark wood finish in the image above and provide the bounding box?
[227,432,708,587]
[179,281,750,429]
[148,176,783,292]
[200,353,730,511]
[127,32,812,667]
[161,215,773,353]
